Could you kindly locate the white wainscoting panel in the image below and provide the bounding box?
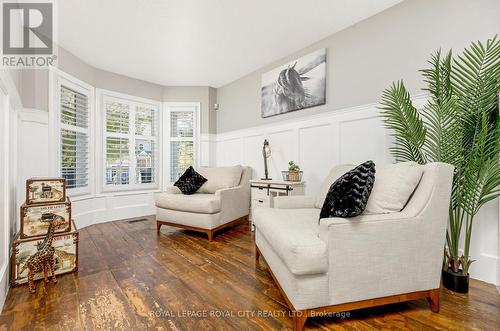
[17,109,50,212]
[243,134,265,179]
[298,124,334,194]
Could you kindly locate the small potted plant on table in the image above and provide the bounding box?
[282,161,303,182]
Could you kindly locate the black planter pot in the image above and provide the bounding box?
[442,269,469,293]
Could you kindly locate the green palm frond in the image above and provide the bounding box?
[421,49,453,106]
[379,81,427,164]
[452,36,500,157]
[420,50,464,167]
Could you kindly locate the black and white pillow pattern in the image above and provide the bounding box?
[319,160,376,219]
[174,166,207,195]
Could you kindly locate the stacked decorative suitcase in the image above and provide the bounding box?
[11,178,79,287]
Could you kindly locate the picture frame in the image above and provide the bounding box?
[26,178,66,205]
[11,220,79,287]
[20,198,72,239]
[261,48,327,118]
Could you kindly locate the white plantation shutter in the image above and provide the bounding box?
[103,94,159,190]
[170,109,196,182]
[60,85,89,190]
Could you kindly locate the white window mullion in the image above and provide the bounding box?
[129,104,137,186]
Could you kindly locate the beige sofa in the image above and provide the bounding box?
[253,162,454,330]
[156,165,252,241]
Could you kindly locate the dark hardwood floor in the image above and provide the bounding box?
[1,216,499,330]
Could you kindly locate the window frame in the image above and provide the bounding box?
[96,88,162,194]
[163,102,201,188]
[49,68,95,200]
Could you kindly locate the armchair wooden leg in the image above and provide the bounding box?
[207,230,213,242]
[156,221,161,233]
[293,312,307,331]
[427,288,440,313]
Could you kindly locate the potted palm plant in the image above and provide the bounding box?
[379,36,499,293]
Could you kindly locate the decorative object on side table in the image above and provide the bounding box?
[379,36,500,293]
[281,160,303,182]
[261,139,272,180]
[261,48,327,118]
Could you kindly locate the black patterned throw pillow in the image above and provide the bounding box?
[319,161,376,219]
[174,166,207,195]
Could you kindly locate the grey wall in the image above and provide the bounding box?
[16,46,216,133]
[216,0,500,133]
[162,86,216,134]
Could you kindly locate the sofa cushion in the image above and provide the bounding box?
[319,160,376,219]
[364,161,423,214]
[155,193,221,214]
[253,207,327,275]
[198,165,243,194]
[174,166,207,195]
[315,164,355,208]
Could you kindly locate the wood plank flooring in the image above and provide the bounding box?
[1,216,499,330]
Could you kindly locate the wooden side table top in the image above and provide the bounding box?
[249,179,305,186]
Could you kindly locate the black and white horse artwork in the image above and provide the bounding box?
[261,48,326,118]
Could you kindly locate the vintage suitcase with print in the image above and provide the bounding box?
[20,197,72,239]
[26,177,66,205]
[11,220,79,287]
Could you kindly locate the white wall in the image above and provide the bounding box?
[0,70,21,312]
[215,96,499,286]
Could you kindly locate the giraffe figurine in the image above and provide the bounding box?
[19,217,64,293]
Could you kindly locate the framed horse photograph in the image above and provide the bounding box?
[261,48,327,118]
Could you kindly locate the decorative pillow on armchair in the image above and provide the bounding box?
[174,166,207,195]
[364,162,423,214]
[319,161,376,219]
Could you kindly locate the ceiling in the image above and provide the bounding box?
[57,0,403,87]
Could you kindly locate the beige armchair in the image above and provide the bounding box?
[253,162,454,330]
[156,166,252,241]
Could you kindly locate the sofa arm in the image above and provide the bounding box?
[162,186,181,194]
[274,196,317,209]
[216,186,250,220]
[319,212,447,304]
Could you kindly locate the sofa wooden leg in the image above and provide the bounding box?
[427,288,440,313]
[207,230,213,241]
[255,246,260,261]
[292,312,307,331]
[156,221,162,233]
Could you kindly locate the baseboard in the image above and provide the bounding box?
[74,205,156,229]
[469,253,499,286]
